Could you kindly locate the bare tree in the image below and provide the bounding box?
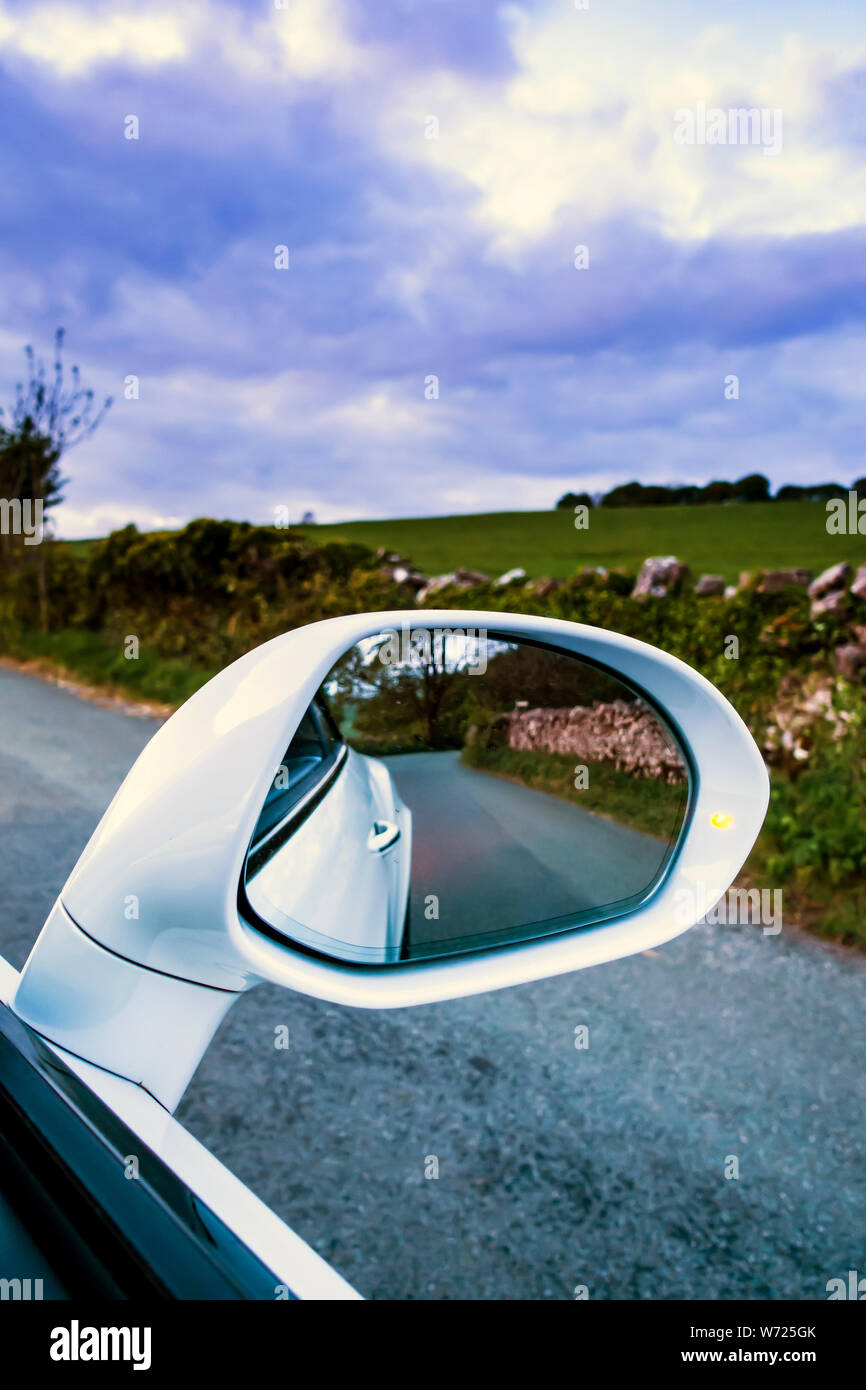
[0,327,112,510]
[0,329,112,623]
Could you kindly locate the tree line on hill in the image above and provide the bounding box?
[556,474,866,511]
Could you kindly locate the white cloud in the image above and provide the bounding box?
[0,0,366,82]
[325,385,449,441]
[55,501,184,538]
[382,8,866,249]
[270,0,363,81]
[0,4,191,76]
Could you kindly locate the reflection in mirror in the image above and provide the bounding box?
[243,627,690,965]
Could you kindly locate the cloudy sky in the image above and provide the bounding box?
[0,0,864,536]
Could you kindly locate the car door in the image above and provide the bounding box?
[0,964,360,1300]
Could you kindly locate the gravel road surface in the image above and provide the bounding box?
[1,664,863,1300]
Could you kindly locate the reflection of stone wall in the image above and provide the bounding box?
[507,702,687,784]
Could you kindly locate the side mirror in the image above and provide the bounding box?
[13,611,769,1109]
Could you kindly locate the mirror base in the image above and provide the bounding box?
[13,899,241,1112]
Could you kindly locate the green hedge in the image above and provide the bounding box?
[2,522,864,945]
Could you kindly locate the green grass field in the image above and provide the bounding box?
[298,501,866,584]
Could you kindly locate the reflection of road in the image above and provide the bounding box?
[383,750,669,952]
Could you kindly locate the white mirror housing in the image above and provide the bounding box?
[13,611,769,1109]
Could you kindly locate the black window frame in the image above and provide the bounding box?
[0,1001,290,1299]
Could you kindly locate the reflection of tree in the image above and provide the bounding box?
[324,635,638,756]
[373,663,462,748]
[478,643,635,712]
[326,637,475,750]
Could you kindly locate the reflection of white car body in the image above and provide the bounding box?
[245,745,412,964]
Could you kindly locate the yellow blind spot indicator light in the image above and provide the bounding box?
[711,812,734,830]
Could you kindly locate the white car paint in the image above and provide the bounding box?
[246,746,412,963]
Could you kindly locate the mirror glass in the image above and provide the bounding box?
[243,627,690,964]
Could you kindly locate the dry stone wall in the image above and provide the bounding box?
[506,701,687,784]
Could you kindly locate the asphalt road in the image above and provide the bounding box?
[384,750,669,952]
[1,664,864,1301]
